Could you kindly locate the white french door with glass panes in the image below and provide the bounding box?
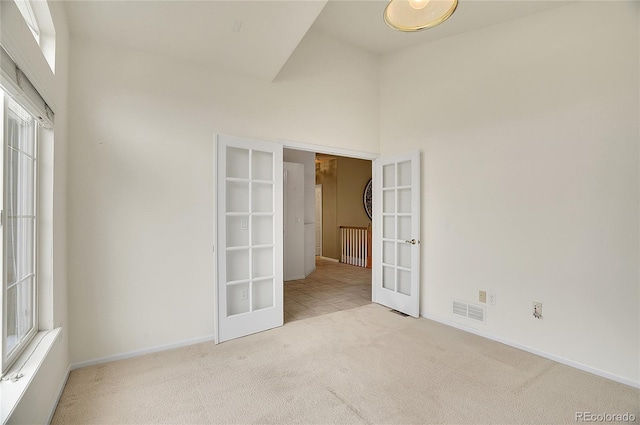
[216,134,283,343]
[372,151,421,317]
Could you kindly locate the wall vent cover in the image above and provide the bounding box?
[452,299,486,323]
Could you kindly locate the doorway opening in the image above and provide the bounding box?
[283,149,373,323]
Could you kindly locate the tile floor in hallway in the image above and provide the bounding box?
[284,257,372,323]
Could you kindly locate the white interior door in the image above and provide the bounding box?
[372,151,421,317]
[283,162,304,281]
[216,134,283,343]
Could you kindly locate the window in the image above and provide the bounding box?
[12,0,56,73]
[13,0,40,45]
[0,91,38,372]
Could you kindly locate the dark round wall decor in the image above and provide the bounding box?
[363,178,373,220]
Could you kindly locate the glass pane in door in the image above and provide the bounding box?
[383,216,395,239]
[227,147,249,179]
[398,188,411,214]
[252,247,273,278]
[227,249,249,282]
[398,216,411,241]
[227,283,250,316]
[397,243,411,269]
[252,151,273,181]
[253,279,274,311]
[252,183,273,213]
[227,182,249,213]
[397,160,411,186]
[383,241,395,265]
[252,215,273,245]
[383,164,395,187]
[227,216,249,247]
[383,190,395,213]
[397,269,411,296]
[382,266,395,290]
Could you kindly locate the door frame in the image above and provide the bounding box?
[213,135,380,343]
[315,184,322,257]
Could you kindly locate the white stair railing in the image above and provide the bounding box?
[340,226,370,268]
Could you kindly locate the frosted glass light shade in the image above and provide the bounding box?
[384,0,458,32]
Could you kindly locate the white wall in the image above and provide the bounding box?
[1,0,70,423]
[283,149,316,276]
[68,29,379,364]
[380,1,639,384]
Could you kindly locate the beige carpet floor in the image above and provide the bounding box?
[52,304,639,424]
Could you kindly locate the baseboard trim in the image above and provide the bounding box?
[46,364,70,425]
[285,275,306,281]
[70,334,216,371]
[318,256,338,262]
[422,312,640,389]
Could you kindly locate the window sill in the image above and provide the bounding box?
[0,328,61,424]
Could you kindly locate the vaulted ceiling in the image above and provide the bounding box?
[64,0,574,82]
[64,0,328,81]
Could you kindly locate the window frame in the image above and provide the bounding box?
[0,92,39,373]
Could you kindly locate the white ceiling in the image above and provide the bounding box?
[64,0,574,82]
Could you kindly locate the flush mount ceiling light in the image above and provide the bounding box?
[384,0,458,32]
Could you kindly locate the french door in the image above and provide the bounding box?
[216,134,283,342]
[372,151,421,317]
[216,138,419,338]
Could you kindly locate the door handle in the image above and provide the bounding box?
[405,239,420,245]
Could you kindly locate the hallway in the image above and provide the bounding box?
[284,258,372,323]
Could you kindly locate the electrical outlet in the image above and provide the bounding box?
[533,302,542,319]
[488,292,496,305]
[479,290,486,303]
[241,218,248,230]
[241,289,248,300]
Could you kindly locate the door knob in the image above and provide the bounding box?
[405,239,420,245]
